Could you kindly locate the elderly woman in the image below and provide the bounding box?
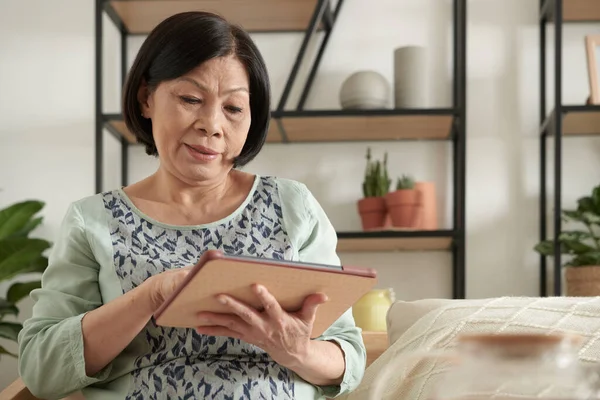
[17,10,366,400]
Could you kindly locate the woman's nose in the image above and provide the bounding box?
[193,106,223,137]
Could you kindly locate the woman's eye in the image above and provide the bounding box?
[180,96,201,104]
[226,106,243,113]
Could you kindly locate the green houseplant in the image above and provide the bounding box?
[0,200,50,359]
[534,184,600,296]
[357,148,391,230]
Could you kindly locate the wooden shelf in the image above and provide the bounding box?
[107,0,320,34]
[542,106,600,136]
[103,114,281,144]
[362,331,389,367]
[336,230,454,253]
[103,109,454,145]
[276,110,454,142]
[545,0,600,22]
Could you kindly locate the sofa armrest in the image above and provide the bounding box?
[0,378,40,400]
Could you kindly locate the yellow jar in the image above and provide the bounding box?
[352,288,395,332]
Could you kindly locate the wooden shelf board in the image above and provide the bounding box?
[104,116,282,144]
[108,0,320,34]
[563,109,600,136]
[279,113,453,142]
[337,231,453,252]
[362,331,389,367]
[543,107,600,136]
[106,119,138,144]
[562,0,600,22]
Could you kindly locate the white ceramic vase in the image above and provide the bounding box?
[393,46,428,108]
[339,70,390,110]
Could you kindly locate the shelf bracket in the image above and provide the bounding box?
[276,0,332,113]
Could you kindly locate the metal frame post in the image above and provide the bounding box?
[120,26,129,187]
[451,0,467,299]
[95,0,103,194]
[552,0,563,296]
[539,0,548,296]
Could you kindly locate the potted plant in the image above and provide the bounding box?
[0,200,50,360]
[534,184,600,296]
[385,174,419,228]
[357,148,391,230]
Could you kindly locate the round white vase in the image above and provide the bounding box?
[339,70,390,110]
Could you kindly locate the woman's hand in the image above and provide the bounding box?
[145,266,193,311]
[194,284,327,369]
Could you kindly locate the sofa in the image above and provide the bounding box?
[3,296,600,400]
[340,296,600,400]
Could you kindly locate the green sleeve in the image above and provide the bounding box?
[277,178,367,398]
[18,201,112,399]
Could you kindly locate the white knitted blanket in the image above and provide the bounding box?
[341,296,600,400]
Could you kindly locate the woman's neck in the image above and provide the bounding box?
[150,167,235,210]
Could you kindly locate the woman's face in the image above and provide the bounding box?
[139,55,251,184]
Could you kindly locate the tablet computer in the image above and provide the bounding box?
[153,249,378,338]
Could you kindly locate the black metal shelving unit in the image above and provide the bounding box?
[95,0,468,299]
[539,0,600,296]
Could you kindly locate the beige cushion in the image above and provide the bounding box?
[343,296,600,400]
[386,298,456,344]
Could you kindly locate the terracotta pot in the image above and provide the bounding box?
[565,266,600,296]
[385,189,420,228]
[415,182,437,230]
[357,197,387,230]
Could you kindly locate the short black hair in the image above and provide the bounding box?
[123,11,271,167]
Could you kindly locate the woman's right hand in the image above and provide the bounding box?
[145,266,193,311]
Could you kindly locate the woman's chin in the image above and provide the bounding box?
[174,164,228,184]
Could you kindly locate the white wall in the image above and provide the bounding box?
[2,0,600,390]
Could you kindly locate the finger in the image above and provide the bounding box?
[215,294,263,327]
[197,312,248,334]
[253,284,284,320]
[299,293,328,322]
[195,325,243,340]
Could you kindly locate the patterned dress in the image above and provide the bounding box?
[105,177,295,399]
[18,175,366,400]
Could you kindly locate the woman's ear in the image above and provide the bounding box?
[137,80,151,118]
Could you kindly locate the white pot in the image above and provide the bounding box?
[339,70,390,110]
[393,46,428,108]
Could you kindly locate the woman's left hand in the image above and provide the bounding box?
[194,284,328,369]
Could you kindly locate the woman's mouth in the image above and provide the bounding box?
[184,144,219,162]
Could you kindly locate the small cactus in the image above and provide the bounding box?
[362,148,391,197]
[395,174,415,190]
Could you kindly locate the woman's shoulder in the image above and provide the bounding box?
[265,176,310,198]
[59,190,118,227]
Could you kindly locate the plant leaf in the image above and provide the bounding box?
[0,201,44,240]
[0,321,22,342]
[578,196,597,214]
[10,216,43,238]
[534,240,566,256]
[0,298,18,319]
[7,281,41,304]
[593,185,600,214]
[0,237,50,282]
[562,209,600,225]
[0,344,17,358]
[569,251,600,267]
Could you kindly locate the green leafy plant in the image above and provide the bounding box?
[534,184,600,267]
[395,174,415,190]
[0,200,50,359]
[362,148,391,198]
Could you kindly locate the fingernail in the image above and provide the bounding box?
[217,295,227,305]
[255,285,263,294]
